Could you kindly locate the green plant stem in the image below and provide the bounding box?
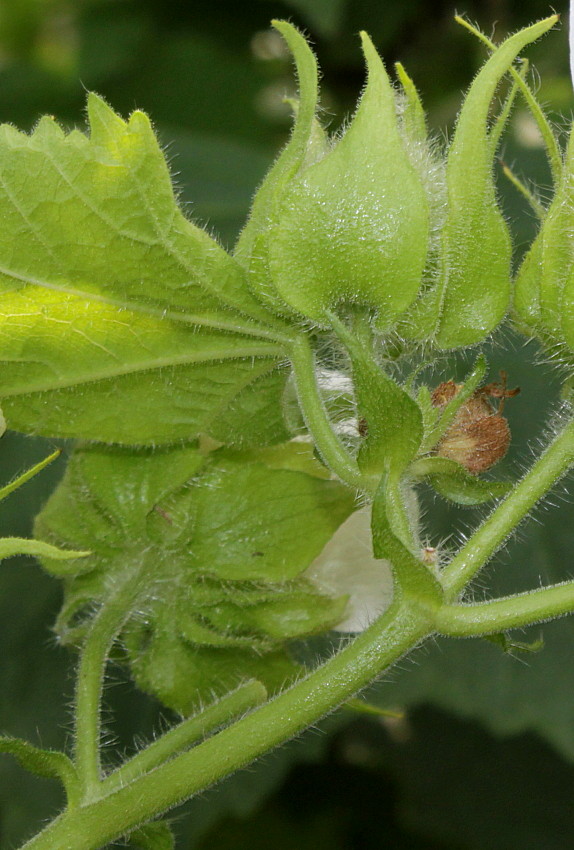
[102,680,268,793]
[21,601,434,850]
[289,334,365,490]
[437,579,574,636]
[442,416,574,600]
[0,449,60,502]
[75,573,143,799]
[499,160,545,219]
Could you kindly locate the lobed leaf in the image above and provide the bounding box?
[0,95,291,446]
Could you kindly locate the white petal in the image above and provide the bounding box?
[305,507,394,632]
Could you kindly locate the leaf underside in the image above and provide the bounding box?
[0,94,291,447]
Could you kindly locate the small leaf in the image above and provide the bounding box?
[128,820,175,850]
[484,632,544,655]
[411,456,511,506]
[344,699,403,719]
[0,737,79,805]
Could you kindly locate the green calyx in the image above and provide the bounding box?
[514,121,574,365]
[237,17,557,348]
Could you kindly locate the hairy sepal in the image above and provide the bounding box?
[403,17,557,348]
[263,31,430,327]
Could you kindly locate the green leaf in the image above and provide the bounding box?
[405,17,557,348]
[411,456,511,506]
[34,441,354,712]
[484,632,544,655]
[371,475,442,603]
[0,94,292,446]
[128,820,175,850]
[266,32,429,326]
[0,736,79,805]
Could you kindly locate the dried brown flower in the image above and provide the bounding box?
[431,373,519,475]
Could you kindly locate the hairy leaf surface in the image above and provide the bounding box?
[0,95,291,445]
[35,442,354,712]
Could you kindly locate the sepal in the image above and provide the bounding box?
[263,30,430,327]
[410,456,511,506]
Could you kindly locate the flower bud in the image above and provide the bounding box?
[237,18,557,347]
[514,128,574,365]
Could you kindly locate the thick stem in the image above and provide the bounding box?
[102,680,268,793]
[22,601,433,850]
[442,416,574,600]
[437,580,574,636]
[289,334,365,490]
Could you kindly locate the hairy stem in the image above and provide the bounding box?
[75,573,143,799]
[442,415,574,599]
[22,601,433,850]
[289,334,364,490]
[437,580,574,636]
[102,680,268,793]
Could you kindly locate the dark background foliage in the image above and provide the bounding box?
[1,0,573,847]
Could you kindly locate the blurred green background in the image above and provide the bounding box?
[1,0,574,847]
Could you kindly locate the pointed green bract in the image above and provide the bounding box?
[34,442,354,712]
[395,61,427,145]
[234,21,318,268]
[0,449,60,501]
[405,16,557,348]
[514,123,574,360]
[266,32,429,326]
[0,95,292,445]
